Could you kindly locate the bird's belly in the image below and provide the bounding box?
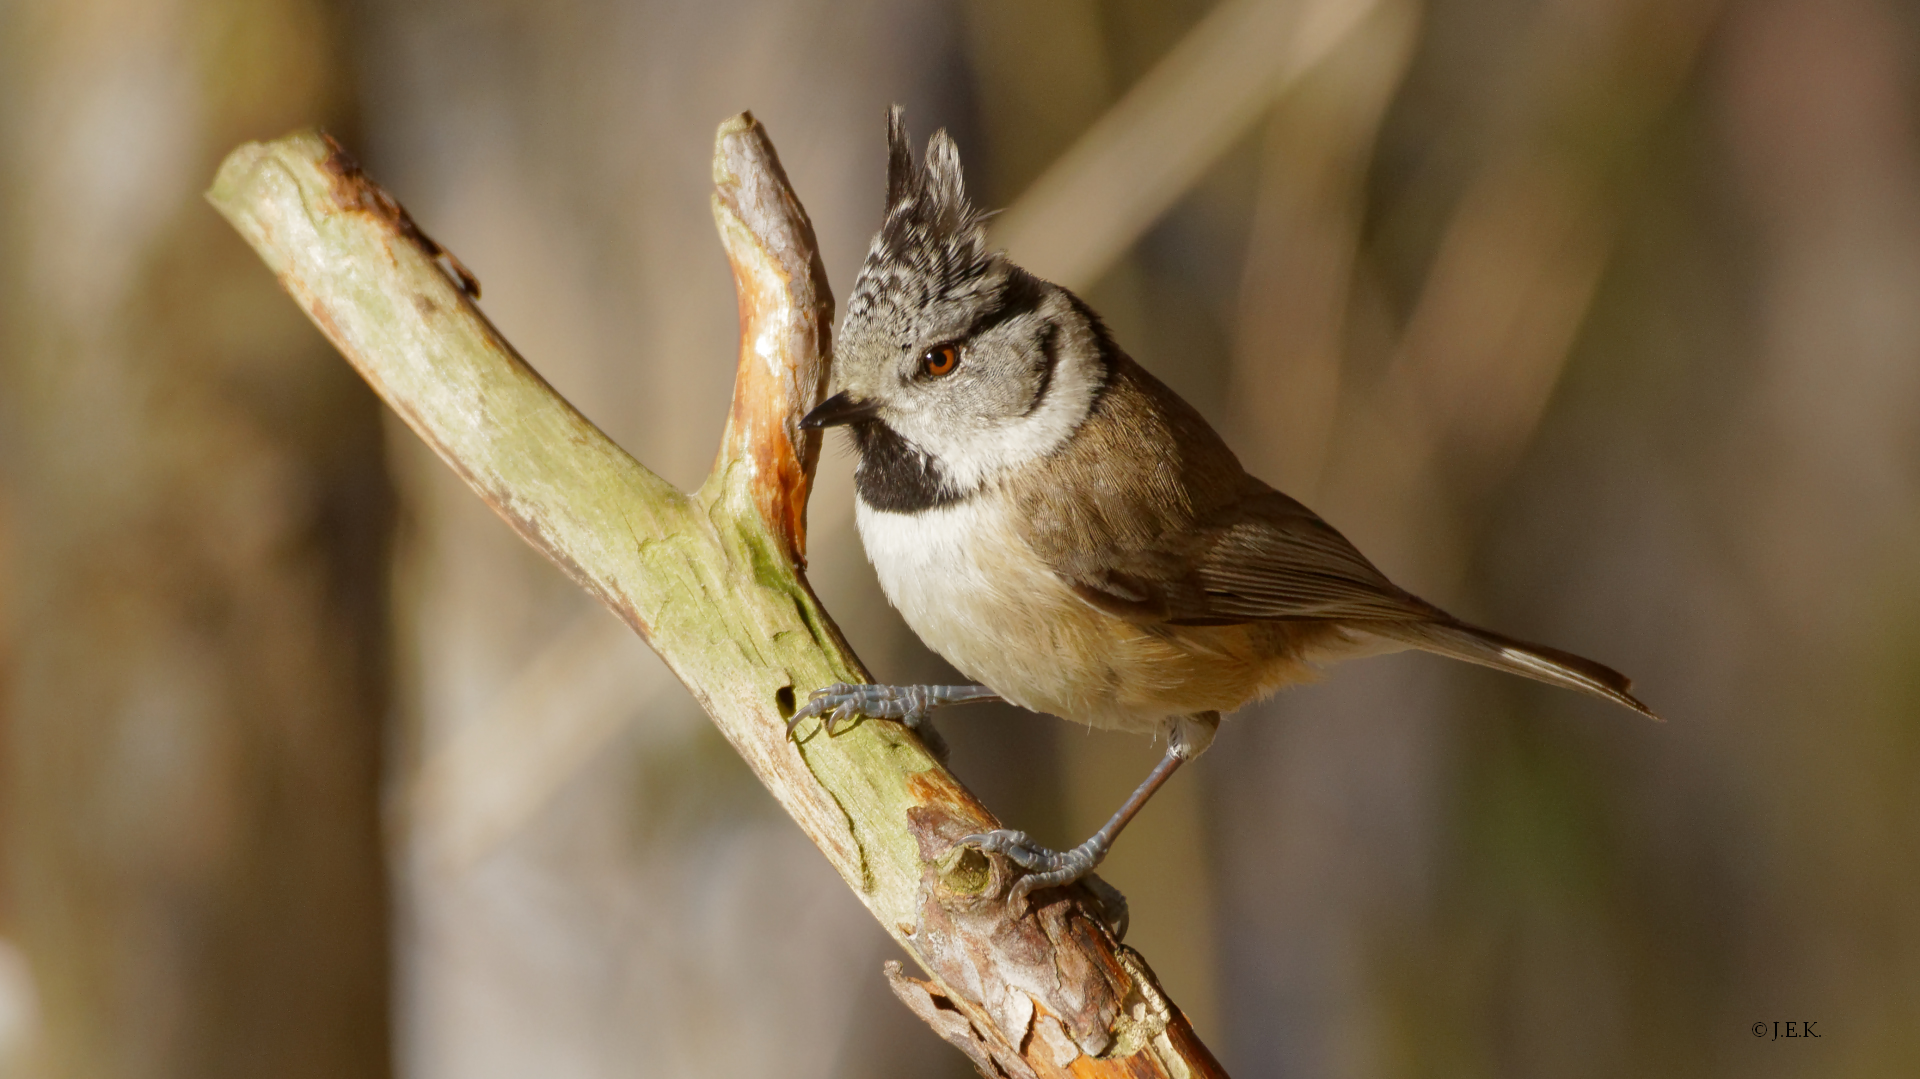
[856,497,1323,733]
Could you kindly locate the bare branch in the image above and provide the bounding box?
[207,119,1228,1077]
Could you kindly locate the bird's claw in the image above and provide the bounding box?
[959,829,1110,902]
[788,682,933,737]
[787,682,953,761]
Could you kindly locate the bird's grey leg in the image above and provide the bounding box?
[962,752,1182,902]
[788,682,1000,760]
[959,711,1218,904]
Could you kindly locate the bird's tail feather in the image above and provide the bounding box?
[1371,619,1660,721]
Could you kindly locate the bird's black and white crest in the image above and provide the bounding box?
[847,107,1005,326]
[820,107,1116,510]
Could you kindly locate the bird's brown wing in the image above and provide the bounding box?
[1017,351,1425,626]
[1057,487,1439,627]
[1019,356,1656,718]
[1053,486,1659,719]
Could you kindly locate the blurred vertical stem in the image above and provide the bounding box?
[3,0,393,1075]
[207,119,1229,1078]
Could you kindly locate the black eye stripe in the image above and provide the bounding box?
[960,268,1046,341]
[1020,323,1062,418]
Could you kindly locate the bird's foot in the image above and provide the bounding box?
[960,829,1112,903]
[788,682,997,760]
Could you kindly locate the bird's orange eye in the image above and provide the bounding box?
[921,345,959,377]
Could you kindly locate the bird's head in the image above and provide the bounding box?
[804,108,1111,511]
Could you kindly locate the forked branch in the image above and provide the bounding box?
[207,116,1226,1079]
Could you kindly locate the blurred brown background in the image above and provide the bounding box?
[2,0,1917,1076]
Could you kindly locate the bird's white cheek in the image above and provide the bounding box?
[919,350,1103,489]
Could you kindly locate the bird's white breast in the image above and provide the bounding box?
[855,492,1134,727]
[855,493,1039,672]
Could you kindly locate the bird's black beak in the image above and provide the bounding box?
[800,391,880,430]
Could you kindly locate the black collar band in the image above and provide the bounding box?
[850,420,965,513]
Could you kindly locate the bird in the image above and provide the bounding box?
[793,107,1657,905]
